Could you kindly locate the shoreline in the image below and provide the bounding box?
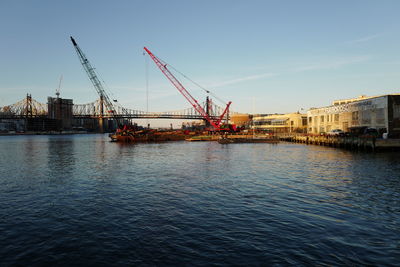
[280,134,400,151]
[0,131,104,136]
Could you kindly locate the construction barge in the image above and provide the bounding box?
[110,130,219,143]
[109,129,196,142]
[111,130,280,144]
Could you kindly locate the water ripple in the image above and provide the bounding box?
[0,135,399,265]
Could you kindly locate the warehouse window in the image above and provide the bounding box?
[394,104,400,119]
[352,111,359,121]
[334,114,339,122]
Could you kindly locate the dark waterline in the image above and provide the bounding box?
[0,134,399,266]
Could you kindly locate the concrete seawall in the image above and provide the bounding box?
[279,134,400,151]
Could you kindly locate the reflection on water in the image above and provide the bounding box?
[47,137,76,180]
[0,134,399,265]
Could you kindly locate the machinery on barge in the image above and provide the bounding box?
[71,37,234,143]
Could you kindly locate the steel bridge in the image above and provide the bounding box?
[0,95,233,121]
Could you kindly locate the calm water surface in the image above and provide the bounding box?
[0,134,399,266]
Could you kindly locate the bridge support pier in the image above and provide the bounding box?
[99,95,104,133]
[98,117,104,133]
[205,96,211,128]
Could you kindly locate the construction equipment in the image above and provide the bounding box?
[56,75,63,98]
[70,36,122,128]
[143,47,231,131]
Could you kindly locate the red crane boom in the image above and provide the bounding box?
[143,47,231,130]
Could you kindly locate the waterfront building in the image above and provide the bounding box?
[47,97,73,130]
[230,113,251,127]
[307,94,400,137]
[0,120,18,132]
[252,113,307,133]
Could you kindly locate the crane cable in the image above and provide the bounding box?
[144,51,150,126]
[145,52,149,114]
[95,68,129,118]
[144,51,228,105]
[168,64,227,104]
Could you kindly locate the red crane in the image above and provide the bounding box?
[144,47,232,131]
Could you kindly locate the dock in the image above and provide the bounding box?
[279,134,400,151]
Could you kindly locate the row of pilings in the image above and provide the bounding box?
[278,134,377,152]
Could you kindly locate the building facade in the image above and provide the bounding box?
[230,113,251,127]
[47,97,73,130]
[307,94,400,137]
[252,113,307,133]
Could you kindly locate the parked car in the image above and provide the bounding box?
[363,127,378,137]
[327,129,345,136]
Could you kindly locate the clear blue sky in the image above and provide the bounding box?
[1,0,400,116]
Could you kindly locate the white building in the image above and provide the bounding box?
[307,94,400,136]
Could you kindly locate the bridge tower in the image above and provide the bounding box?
[205,96,211,127]
[99,95,104,133]
[24,94,33,131]
[25,94,33,118]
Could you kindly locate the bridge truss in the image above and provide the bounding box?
[1,96,234,121]
[73,99,229,120]
[0,95,47,119]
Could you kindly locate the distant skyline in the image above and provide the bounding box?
[1,0,400,117]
